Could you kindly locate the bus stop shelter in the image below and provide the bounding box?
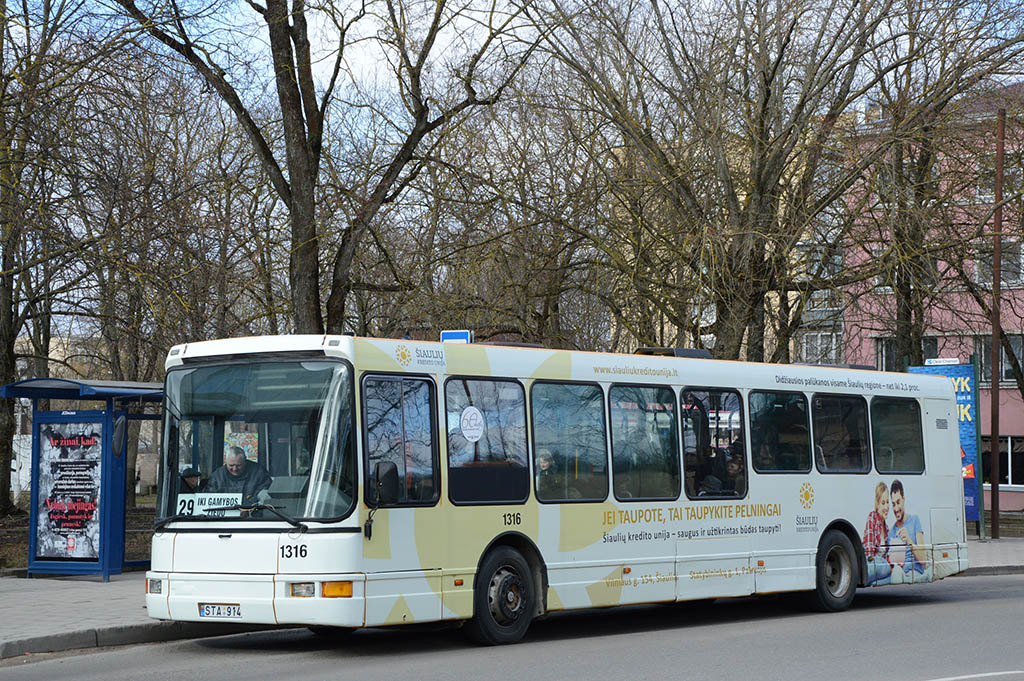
[1,378,163,580]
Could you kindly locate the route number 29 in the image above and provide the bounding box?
[502,512,521,526]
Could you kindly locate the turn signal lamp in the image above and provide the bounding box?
[322,581,353,598]
[147,579,162,594]
[291,582,316,598]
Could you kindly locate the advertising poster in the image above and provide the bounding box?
[908,363,980,521]
[224,421,259,462]
[35,422,103,560]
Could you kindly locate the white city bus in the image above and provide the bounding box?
[145,335,968,644]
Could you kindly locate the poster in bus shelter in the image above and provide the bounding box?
[34,422,103,560]
[908,363,980,522]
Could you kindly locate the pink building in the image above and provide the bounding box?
[804,94,1024,512]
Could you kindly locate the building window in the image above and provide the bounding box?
[799,328,843,365]
[976,335,1024,384]
[797,243,844,321]
[872,246,894,293]
[876,337,938,372]
[976,153,1022,203]
[975,241,1024,286]
[980,435,1024,486]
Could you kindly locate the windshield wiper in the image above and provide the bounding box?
[204,503,308,532]
[153,514,195,531]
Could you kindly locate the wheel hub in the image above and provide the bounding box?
[824,545,852,597]
[488,567,525,624]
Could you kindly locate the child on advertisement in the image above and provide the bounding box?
[862,481,892,585]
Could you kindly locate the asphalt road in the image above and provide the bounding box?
[4,575,1024,681]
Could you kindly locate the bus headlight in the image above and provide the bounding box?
[290,582,315,598]
[147,579,162,594]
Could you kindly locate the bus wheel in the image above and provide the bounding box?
[466,546,535,645]
[811,530,858,612]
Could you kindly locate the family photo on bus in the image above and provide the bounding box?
[862,479,931,585]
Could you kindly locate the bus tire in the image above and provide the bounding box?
[811,529,858,612]
[465,546,535,645]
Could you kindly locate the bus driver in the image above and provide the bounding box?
[206,446,273,507]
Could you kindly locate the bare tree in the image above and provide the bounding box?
[113,0,536,334]
[525,0,1024,360]
[0,2,122,514]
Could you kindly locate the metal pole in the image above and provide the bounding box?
[990,107,1005,539]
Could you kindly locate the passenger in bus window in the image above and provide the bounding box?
[755,440,775,470]
[536,448,556,496]
[294,447,311,475]
[837,451,856,471]
[536,448,581,500]
[816,418,851,471]
[698,474,722,496]
[537,449,554,475]
[179,467,203,494]
[723,456,745,495]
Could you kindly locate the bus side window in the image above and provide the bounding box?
[682,388,745,499]
[871,397,924,473]
[749,391,812,473]
[812,394,871,473]
[363,375,439,505]
[531,382,608,503]
[609,385,679,501]
[445,377,529,505]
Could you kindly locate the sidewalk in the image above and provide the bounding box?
[0,572,273,660]
[1,536,1022,660]
[959,534,1024,575]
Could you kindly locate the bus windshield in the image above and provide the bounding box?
[158,359,355,522]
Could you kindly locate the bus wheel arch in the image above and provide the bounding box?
[821,519,868,588]
[477,532,548,616]
[810,524,861,612]
[466,533,547,645]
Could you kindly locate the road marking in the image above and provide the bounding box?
[925,673,1024,681]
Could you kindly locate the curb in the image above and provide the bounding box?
[960,565,1024,577]
[0,621,279,660]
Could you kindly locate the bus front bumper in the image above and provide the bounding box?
[146,571,367,627]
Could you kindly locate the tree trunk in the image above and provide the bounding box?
[0,286,15,513]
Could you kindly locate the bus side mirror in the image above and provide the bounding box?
[374,461,400,506]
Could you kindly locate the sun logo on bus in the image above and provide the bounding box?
[799,482,815,509]
[395,345,412,367]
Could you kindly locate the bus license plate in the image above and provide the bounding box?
[198,603,242,619]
